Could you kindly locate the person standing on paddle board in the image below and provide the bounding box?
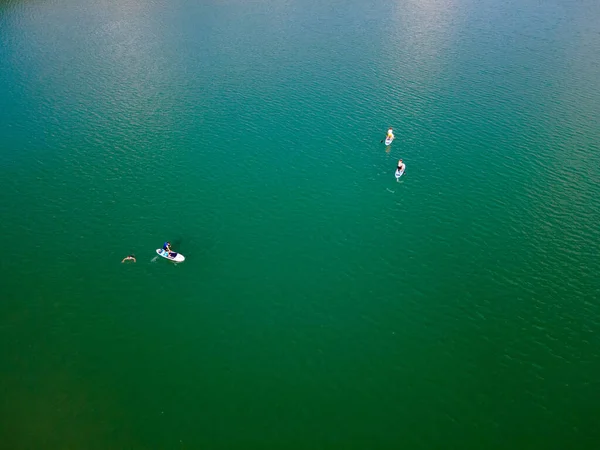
[382,127,395,144]
[397,159,405,172]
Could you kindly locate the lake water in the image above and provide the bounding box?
[1,0,599,448]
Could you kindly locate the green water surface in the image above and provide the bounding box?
[1,0,600,448]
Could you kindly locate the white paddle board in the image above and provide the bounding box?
[156,249,185,262]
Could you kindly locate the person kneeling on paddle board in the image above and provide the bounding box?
[163,241,175,257]
[397,159,405,172]
[387,128,394,139]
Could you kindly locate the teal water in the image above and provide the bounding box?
[2,0,600,448]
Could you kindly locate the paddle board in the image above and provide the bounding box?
[156,249,185,262]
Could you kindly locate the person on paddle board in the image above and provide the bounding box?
[397,159,405,172]
[387,128,394,139]
[163,242,175,256]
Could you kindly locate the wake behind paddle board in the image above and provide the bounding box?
[156,249,185,262]
[395,165,405,179]
[385,135,395,146]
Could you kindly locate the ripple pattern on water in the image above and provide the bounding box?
[2,0,600,448]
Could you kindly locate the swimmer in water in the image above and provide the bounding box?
[121,255,136,263]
